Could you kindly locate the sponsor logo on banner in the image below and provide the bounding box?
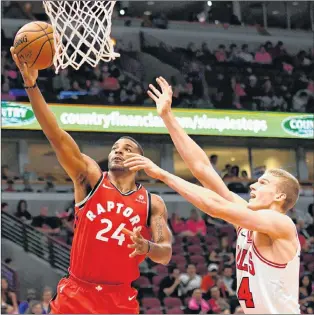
[281,115,314,138]
[1,102,35,126]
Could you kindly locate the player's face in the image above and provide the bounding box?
[108,139,140,172]
[248,173,286,211]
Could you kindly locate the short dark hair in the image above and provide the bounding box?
[210,154,218,160]
[118,136,144,156]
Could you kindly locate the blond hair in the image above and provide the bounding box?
[266,169,300,212]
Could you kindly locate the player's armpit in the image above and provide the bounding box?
[147,194,172,265]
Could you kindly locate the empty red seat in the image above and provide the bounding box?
[164,297,183,308]
[134,276,151,288]
[141,297,161,309]
[190,255,206,265]
[165,307,184,314]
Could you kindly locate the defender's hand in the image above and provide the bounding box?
[123,226,149,258]
[124,153,164,180]
[148,76,173,117]
[10,46,38,86]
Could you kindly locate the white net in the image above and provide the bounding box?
[43,1,119,73]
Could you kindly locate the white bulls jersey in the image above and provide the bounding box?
[235,227,300,314]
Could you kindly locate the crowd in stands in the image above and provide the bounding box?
[141,34,314,112]
[2,24,314,113]
[1,197,314,314]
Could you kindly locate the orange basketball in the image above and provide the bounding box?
[13,21,55,70]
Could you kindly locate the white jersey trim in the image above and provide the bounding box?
[75,173,105,209]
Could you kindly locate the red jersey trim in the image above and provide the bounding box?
[237,227,243,236]
[75,173,105,209]
[252,241,287,269]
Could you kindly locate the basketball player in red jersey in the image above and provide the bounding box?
[123,77,301,314]
[11,48,172,314]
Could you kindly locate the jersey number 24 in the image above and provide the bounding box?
[96,218,126,245]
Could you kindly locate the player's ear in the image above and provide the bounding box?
[274,192,286,203]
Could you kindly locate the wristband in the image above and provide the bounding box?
[24,82,37,89]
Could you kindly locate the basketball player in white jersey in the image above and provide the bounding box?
[123,77,301,314]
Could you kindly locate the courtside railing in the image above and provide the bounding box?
[1,211,70,274]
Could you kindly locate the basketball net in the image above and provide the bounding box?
[43,1,119,73]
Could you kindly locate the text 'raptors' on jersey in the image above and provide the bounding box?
[70,172,151,284]
[236,227,300,314]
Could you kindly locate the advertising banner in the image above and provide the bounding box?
[2,102,313,139]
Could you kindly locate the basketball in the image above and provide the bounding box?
[13,21,55,70]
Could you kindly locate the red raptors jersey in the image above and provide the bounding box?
[69,172,151,284]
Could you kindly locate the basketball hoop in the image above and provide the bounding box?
[43,1,120,73]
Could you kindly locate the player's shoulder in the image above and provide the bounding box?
[259,209,296,236]
[150,194,167,215]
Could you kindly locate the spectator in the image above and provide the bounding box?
[25,301,44,314]
[292,90,310,112]
[170,213,186,235]
[22,164,36,192]
[180,264,202,297]
[201,263,219,294]
[210,154,220,175]
[299,275,313,306]
[1,278,18,314]
[208,286,230,314]
[188,288,210,314]
[15,200,32,222]
[42,287,53,313]
[5,180,15,192]
[254,45,272,64]
[228,44,240,63]
[1,165,11,180]
[18,288,37,314]
[52,69,71,92]
[231,166,240,178]
[221,265,236,297]
[1,82,16,101]
[209,235,234,265]
[184,209,207,237]
[215,45,227,62]
[1,202,9,212]
[31,207,62,235]
[241,170,248,179]
[238,44,253,63]
[158,265,181,299]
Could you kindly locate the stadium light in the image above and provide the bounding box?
[207,1,212,6]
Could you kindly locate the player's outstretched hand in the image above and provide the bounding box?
[124,153,164,180]
[148,76,173,118]
[10,47,38,87]
[123,226,149,258]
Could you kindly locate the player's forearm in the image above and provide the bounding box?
[26,86,62,140]
[147,242,172,265]
[162,112,210,174]
[158,169,227,218]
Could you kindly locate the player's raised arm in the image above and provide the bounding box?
[148,77,237,203]
[124,155,294,239]
[10,48,96,184]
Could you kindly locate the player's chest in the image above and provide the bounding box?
[76,195,148,228]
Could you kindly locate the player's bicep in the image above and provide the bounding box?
[150,194,172,245]
[49,130,87,182]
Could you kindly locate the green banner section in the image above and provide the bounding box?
[1,101,313,139]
